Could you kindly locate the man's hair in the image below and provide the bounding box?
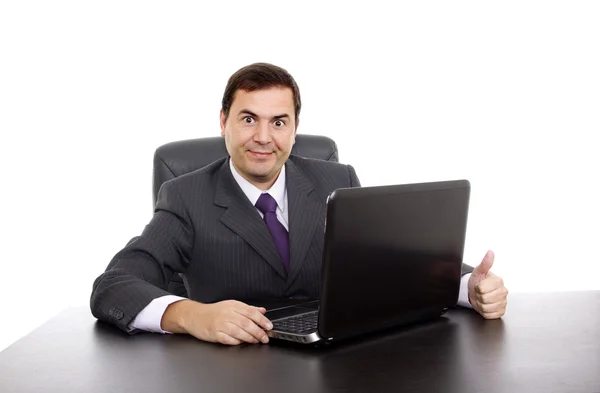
[221,62,301,124]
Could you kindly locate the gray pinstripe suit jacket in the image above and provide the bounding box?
[90,155,362,332]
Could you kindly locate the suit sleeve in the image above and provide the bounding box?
[90,180,195,332]
[461,263,474,276]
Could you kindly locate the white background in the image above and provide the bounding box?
[1,1,598,352]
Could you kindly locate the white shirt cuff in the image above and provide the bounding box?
[129,295,187,333]
[456,273,472,308]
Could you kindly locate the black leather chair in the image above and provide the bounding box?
[152,134,340,296]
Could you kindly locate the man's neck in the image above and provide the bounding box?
[251,176,279,191]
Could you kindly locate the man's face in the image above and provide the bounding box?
[220,87,297,189]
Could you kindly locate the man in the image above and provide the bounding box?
[91,63,508,346]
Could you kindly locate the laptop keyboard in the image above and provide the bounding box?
[272,311,318,333]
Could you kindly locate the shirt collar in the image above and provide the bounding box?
[229,158,287,209]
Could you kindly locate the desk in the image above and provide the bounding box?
[1,292,598,393]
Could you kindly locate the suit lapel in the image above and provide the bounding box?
[214,160,287,279]
[285,159,322,287]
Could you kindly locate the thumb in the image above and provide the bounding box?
[472,250,495,278]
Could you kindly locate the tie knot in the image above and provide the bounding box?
[255,193,278,214]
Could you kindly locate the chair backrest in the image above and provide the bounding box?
[152,134,339,206]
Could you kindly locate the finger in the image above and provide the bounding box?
[236,306,273,331]
[229,318,269,344]
[478,299,507,314]
[477,286,509,304]
[223,322,262,344]
[245,303,267,314]
[214,331,243,346]
[481,310,506,319]
[472,250,495,277]
[475,274,504,294]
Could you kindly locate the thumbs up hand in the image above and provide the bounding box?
[468,250,508,319]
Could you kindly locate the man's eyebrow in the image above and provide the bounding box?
[238,109,291,120]
[238,109,258,117]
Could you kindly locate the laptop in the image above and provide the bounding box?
[264,179,471,344]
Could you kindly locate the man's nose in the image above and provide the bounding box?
[254,122,272,145]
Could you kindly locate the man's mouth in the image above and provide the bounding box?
[249,151,273,157]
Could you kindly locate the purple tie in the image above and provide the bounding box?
[255,193,290,274]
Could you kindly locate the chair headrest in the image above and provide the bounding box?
[152,134,339,206]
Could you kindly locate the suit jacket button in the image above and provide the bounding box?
[109,308,124,320]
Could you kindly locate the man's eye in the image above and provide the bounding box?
[243,116,255,123]
[274,120,284,127]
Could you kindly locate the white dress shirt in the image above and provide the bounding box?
[130,160,471,333]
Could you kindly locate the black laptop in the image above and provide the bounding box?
[265,179,471,344]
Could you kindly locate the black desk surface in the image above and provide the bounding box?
[1,291,599,393]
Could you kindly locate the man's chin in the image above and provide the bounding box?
[244,163,283,181]
[246,169,275,179]
[233,156,284,183]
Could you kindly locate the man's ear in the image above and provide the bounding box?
[220,110,227,136]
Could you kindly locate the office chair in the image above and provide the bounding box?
[152,134,340,296]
